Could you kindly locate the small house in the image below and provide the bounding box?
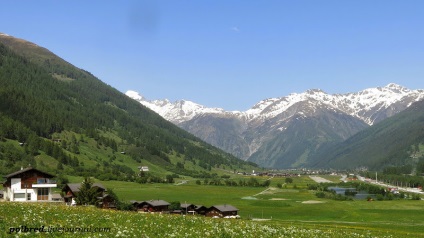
[194,205,208,216]
[137,200,170,213]
[138,166,149,172]
[62,182,106,205]
[180,203,196,215]
[206,205,239,218]
[97,194,117,209]
[2,167,57,202]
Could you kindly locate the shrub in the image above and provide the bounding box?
[316,192,325,198]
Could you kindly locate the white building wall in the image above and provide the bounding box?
[11,178,21,190]
[4,188,11,200]
[7,178,38,201]
[10,189,37,201]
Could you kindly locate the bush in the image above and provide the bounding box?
[316,192,325,198]
[412,194,421,200]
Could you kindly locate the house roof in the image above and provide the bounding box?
[211,205,239,212]
[180,203,195,209]
[97,194,114,200]
[142,200,170,207]
[195,205,207,210]
[3,167,55,179]
[64,183,105,193]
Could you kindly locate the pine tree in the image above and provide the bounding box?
[75,177,101,205]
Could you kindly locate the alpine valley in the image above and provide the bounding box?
[127,84,424,169]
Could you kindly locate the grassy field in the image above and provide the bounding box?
[2,175,424,237]
[94,175,424,237]
[0,202,397,238]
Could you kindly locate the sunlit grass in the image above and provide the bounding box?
[0,203,396,237]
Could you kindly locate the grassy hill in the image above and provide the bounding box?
[0,33,258,180]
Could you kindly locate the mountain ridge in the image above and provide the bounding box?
[127,83,424,126]
[127,84,424,168]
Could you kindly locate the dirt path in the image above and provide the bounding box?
[309,176,332,183]
[253,187,278,197]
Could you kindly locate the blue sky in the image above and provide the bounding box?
[1,1,424,110]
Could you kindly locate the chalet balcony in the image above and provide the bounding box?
[32,178,57,188]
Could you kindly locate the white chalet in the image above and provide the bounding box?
[2,167,57,202]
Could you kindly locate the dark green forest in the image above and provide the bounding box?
[0,39,257,181]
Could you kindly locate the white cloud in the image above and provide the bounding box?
[231,26,240,32]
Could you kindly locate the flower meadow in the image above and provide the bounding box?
[0,203,393,238]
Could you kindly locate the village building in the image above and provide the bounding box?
[180,203,196,215]
[97,194,117,209]
[134,200,170,212]
[138,166,149,172]
[62,182,106,205]
[205,204,239,218]
[194,205,208,216]
[2,167,57,202]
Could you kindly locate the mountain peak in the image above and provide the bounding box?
[383,83,409,93]
[306,89,326,95]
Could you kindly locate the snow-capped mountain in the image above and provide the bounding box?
[128,83,424,126]
[126,90,232,124]
[127,84,424,168]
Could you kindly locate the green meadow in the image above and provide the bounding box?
[97,175,424,237]
[3,175,424,237]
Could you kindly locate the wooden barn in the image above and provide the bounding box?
[206,205,239,218]
[136,200,170,213]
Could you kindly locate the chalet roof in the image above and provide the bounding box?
[142,200,170,207]
[180,203,195,209]
[211,205,239,212]
[3,167,55,179]
[195,205,207,210]
[64,183,106,193]
[97,194,114,200]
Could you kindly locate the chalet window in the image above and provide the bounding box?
[14,193,25,199]
[37,188,49,200]
[27,193,31,201]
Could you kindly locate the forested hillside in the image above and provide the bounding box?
[312,99,424,170]
[0,35,257,181]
